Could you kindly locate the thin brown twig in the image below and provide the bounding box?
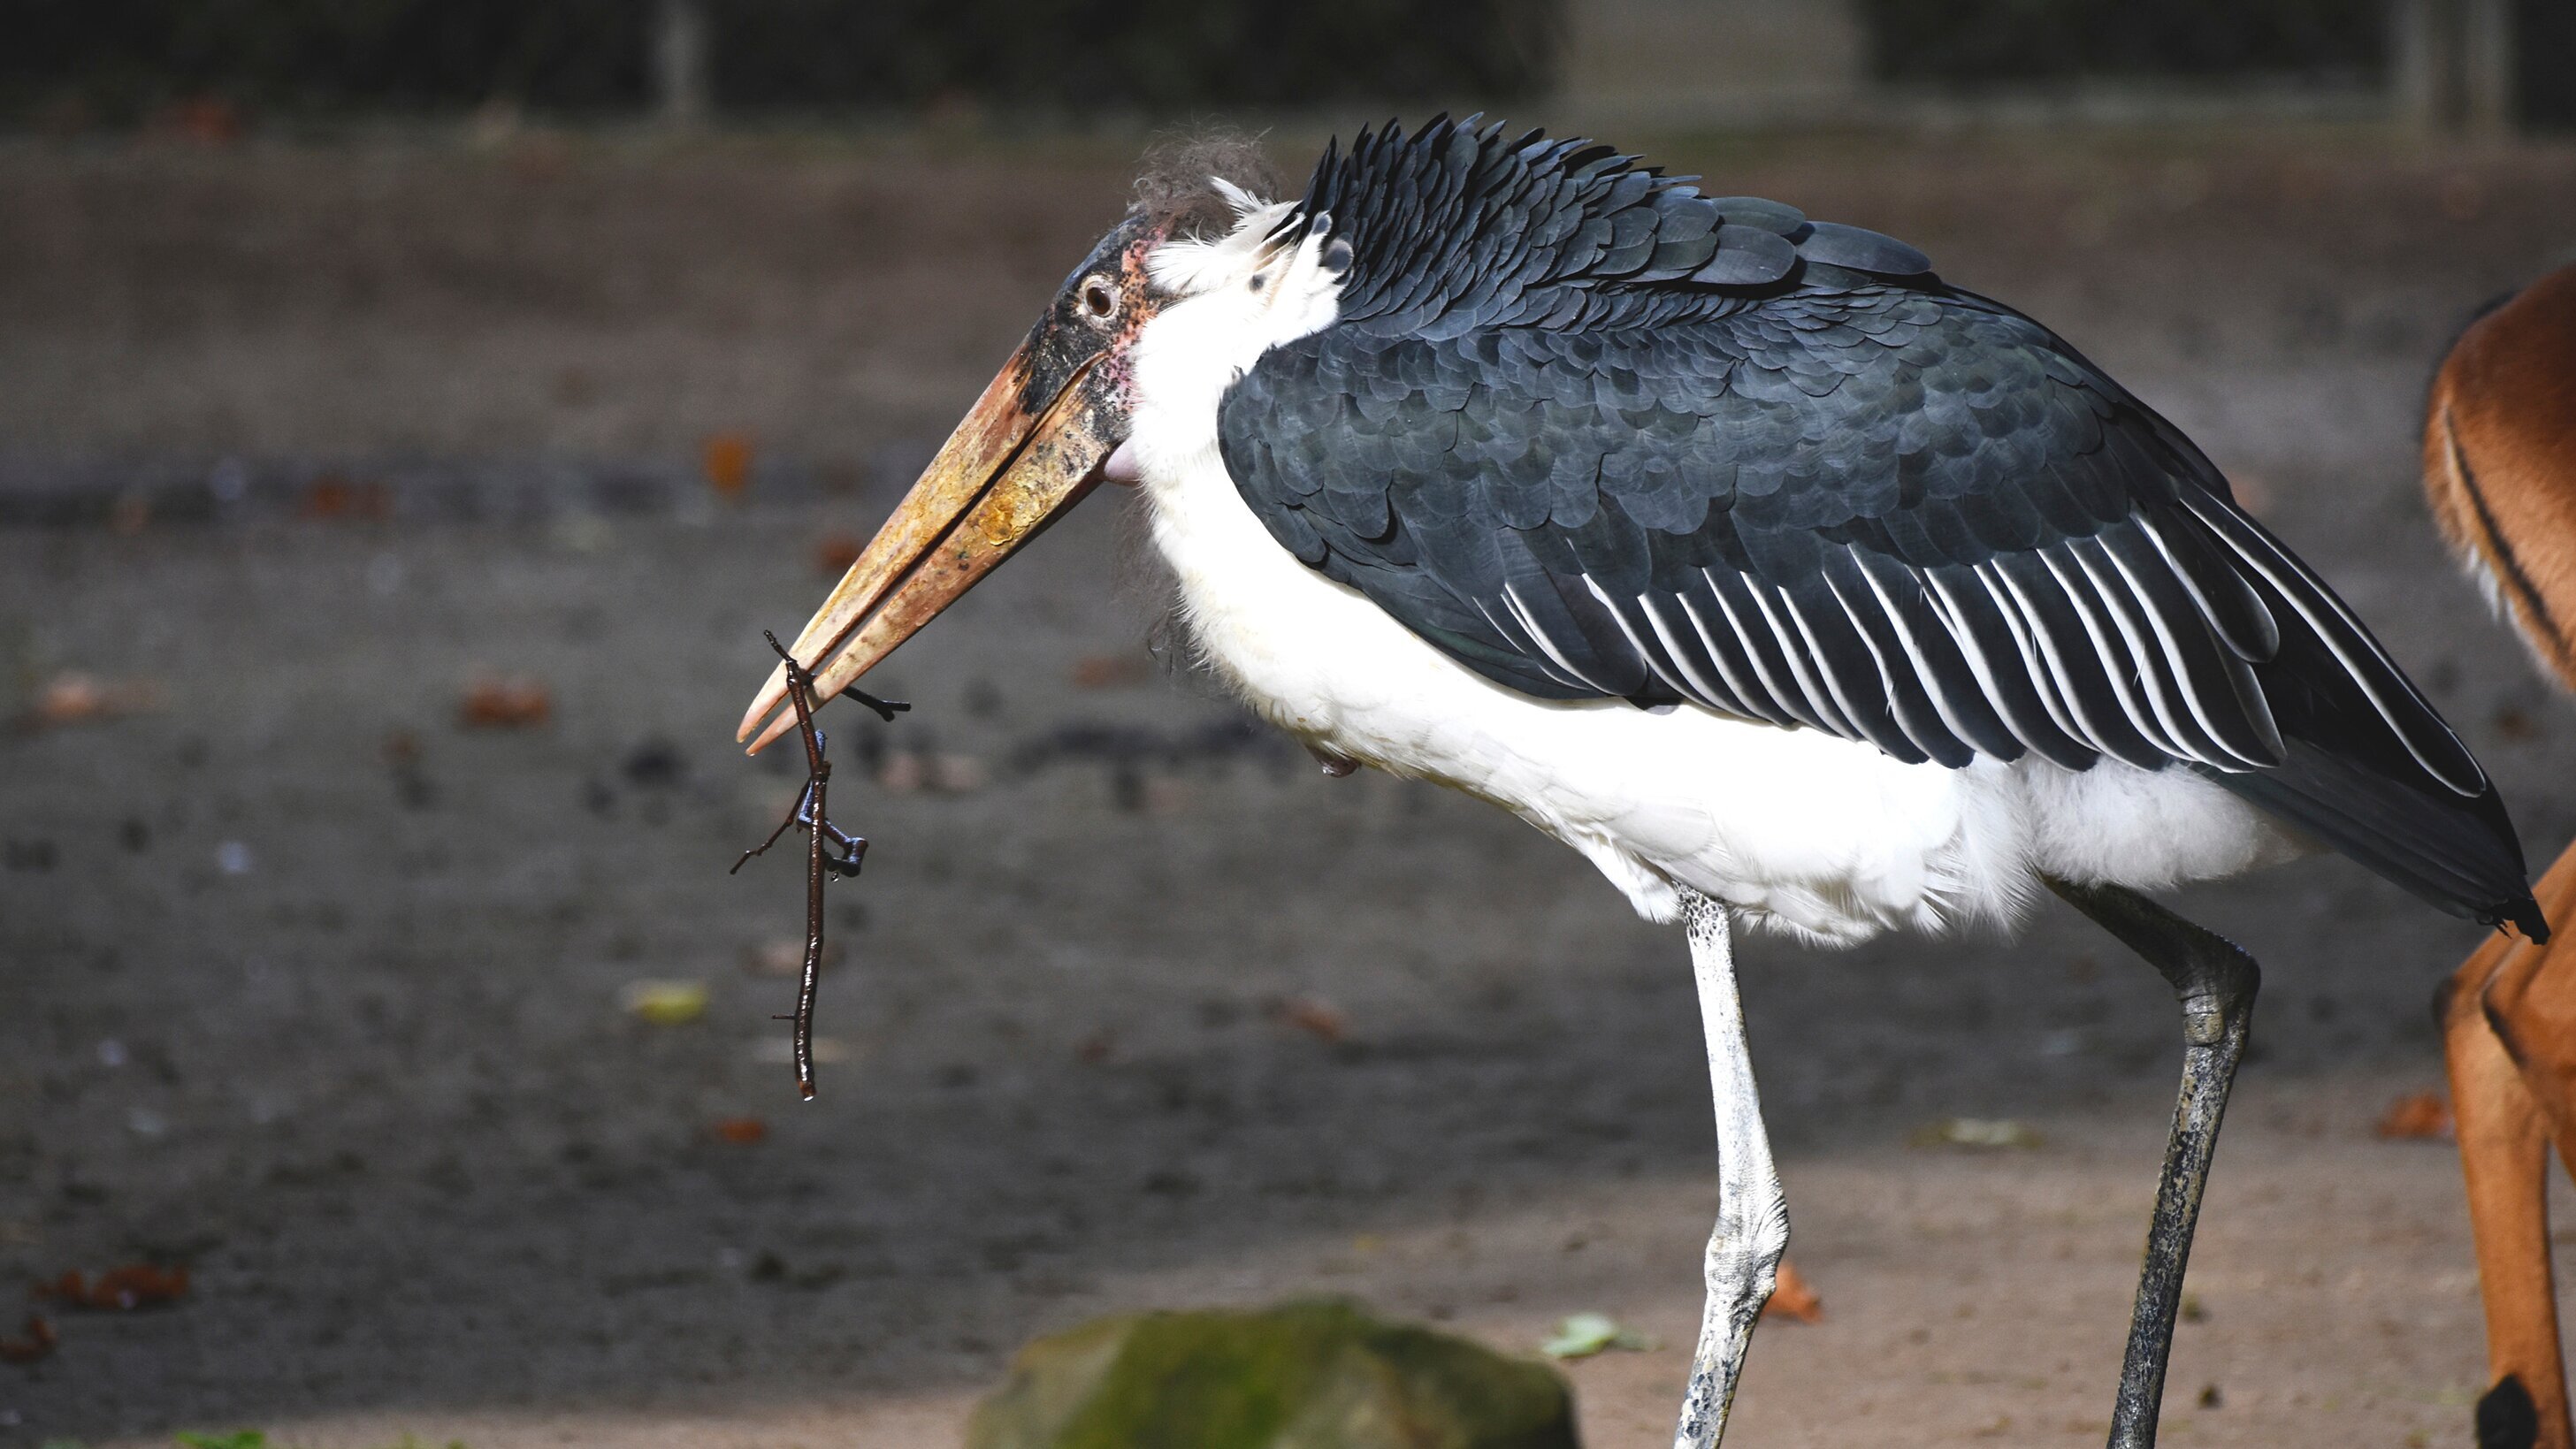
[732,631,889,1101]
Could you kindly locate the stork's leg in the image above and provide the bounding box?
[2045,878,2259,1449]
[1670,888,1789,1449]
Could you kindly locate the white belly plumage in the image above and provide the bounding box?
[1135,442,2308,944]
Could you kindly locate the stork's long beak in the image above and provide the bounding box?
[737,341,1121,753]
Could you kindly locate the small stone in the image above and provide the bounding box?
[967,1300,1576,1449]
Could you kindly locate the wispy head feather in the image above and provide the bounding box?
[1133,130,1288,238]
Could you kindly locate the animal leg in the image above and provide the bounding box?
[2453,842,2576,1449]
[2485,850,2576,1168]
[1670,889,1789,1449]
[2045,878,2259,1449]
[2444,929,2565,1449]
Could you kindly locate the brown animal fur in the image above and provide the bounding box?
[2430,263,2576,1449]
[2427,266,2576,691]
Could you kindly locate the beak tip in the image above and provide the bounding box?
[738,670,793,746]
[740,704,799,757]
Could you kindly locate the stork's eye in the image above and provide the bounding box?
[1079,276,1119,324]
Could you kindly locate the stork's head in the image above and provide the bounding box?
[737,142,1332,751]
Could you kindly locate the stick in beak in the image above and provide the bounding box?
[738,346,1120,754]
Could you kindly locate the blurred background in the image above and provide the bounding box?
[4,3,2574,1446]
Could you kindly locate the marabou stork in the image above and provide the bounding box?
[738,119,2549,1448]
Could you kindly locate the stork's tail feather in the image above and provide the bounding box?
[2199,743,2547,942]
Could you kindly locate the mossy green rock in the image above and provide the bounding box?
[966,1300,1579,1449]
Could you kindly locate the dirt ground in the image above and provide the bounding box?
[4,124,2576,1449]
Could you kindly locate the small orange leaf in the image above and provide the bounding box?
[814,532,865,575]
[34,1263,189,1310]
[1268,996,1347,1043]
[30,671,164,728]
[161,97,242,145]
[710,1117,768,1145]
[0,1314,55,1362]
[299,476,391,521]
[459,675,552,729]
[1070,655,1150,689]
[1764,1258,1823,1323]
[2376,1092,2454,1140]
[703,432,755,499]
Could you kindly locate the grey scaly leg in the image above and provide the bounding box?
[2045,877,2260,1449]
[1671,888,1789,1449]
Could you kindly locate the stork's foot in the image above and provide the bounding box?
[1671,890,1788,1449]
[2045,877,2259,1449]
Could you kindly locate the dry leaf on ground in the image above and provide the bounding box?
[0,1315,55,1362]
[458,675,552,729]
[1268,996,1348,1042]
[158,97,242,145]
[30,671,166,728]
[1911,1117,2044,1150]
[1540,1311,1656,1359]
[299,476,391,520]
[34,1264,190,1310]
[703,431,754,499]
[1763,1258,1824,1323]
[623,980,707,1026]
[2375,1092,2454,1140]
[0,1317,54,1369]
[1070,654,1151,689]
[814,532,865,575]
